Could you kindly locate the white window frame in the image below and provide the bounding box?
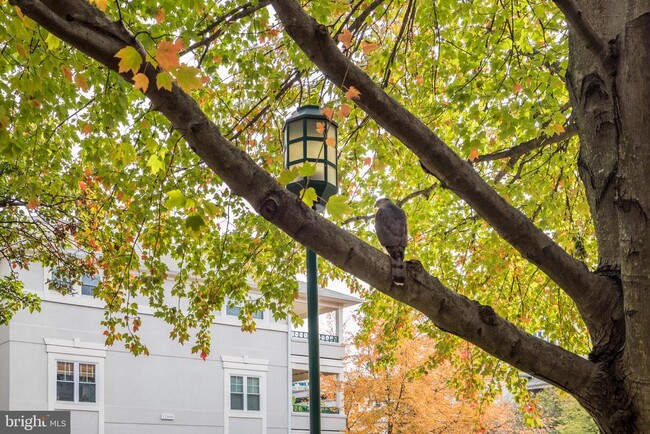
[222,355,269,434]
[55,360,97,404]
[229,375,261,412]
[44,266,102,297]
[45,338,106,434]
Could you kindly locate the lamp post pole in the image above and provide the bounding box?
[283,105,338,434]
[306,248,320,433]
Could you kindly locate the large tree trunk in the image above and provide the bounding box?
[566,1,650,432]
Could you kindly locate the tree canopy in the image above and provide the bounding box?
[2,0,650,431]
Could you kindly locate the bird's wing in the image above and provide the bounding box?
[375,205,408,248]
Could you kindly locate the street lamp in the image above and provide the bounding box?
[284,105,338,433]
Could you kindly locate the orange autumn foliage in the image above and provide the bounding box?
[344,333,527,434]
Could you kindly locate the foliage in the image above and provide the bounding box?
[0,0,591,382]
[535,388,599,434]
[344,320,525,434]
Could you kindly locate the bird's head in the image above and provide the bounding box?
[374,198,393,210]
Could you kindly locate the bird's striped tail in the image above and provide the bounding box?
[390,253,405,286]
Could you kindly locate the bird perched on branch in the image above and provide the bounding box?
[374,198,408,285]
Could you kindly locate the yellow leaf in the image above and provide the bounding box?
[175,65,204,92]
[133,73,149,92]
[361,41,379,54]
[345,86,361,100]
[114,46,142,75]
[552,123,565,134]
[338,29,353,49]
[469,148,479,162]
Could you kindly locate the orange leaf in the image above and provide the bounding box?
[156,40,184,72]
[338,29,353,49]
[155,9,166,23]
[345,86,361,100]
[513,82,523,94]
[321,107,334,121]
[338,103,351,119]
[26,199,38,210]
[361,41,379,54]
[415,75,424,85]
[363,157,372,166]
[133,73,149,92]
[79,181,87,191]
[62,67,73,82]
[82,124,92,135]
[552,123,565,134]
[74,73,89,92]
[315,122,325,134]
[469,148,480,162]
[326,137,336,147]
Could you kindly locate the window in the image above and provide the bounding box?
[226,301,263,319]
[81,274,100,296]
[49,269,100,296]
[230,375,260,411]
[56,361,96,403]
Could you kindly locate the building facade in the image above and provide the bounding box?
[0,262,360,434]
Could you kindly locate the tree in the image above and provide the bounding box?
[344,321,520,434]
[1,0,648,431]
[535,388,599,434]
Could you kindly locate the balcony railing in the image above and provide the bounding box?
[292,330,339,343]
[292,404,340,414]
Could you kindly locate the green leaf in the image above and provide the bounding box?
[164,189,186,209]
[185,214,206,232]
[156,71,174,91]
[300,187,318,208]
[299,162,317,177]
[325,194,351,220]
[45,33,60,51]
[278,167,299,186]
[146,154,164,175]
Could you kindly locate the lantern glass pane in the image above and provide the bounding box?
[305,119,324,138]
[313,162,326,181]
[288,120,303,141]
[288,143,303,163]
[327,165,337,184]
[306,140,324,159]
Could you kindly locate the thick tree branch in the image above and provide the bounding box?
[552,0,608,63]
[268,0,621,336]
[9,0,610,402]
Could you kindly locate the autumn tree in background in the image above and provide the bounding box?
[2,0,650,431]
[344,318,519,434]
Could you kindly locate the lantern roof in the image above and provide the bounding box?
[285,105,339,126]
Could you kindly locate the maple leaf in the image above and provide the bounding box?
[321,107,334,121]
[156,40,183,72]
[513,82,523,94]
[74,73,89,92]
[361,41,379,54]
[469,148,480,162]
[82,124,92,135]
[552,123,565,134]
[155,9,166,23]
[326,137,336,147]
[345,86,361,100]
[415,75,424,85]
[316,122,325,134]
[175,65,204,92]
[62,67,73,82]
[114,46,142,75]
[338,103,351,119]
[26,199,38,210]
[133,73,149,92]
[156,71,174,91]
[91,0,107,11]
[338,29,353,49]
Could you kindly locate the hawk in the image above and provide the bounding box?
[374,198,408,285]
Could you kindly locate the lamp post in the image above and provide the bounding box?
[283,105,338,433]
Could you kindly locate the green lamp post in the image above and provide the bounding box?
[283,105,338,433]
